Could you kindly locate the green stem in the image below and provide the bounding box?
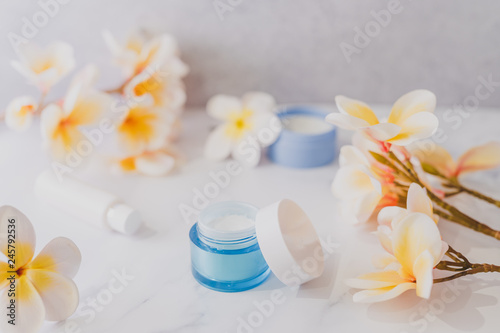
[435,263,500,283]
[457,184,500,209]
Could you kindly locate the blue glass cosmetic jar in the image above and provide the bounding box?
[189,201,271,292]
[267,107,337,168]
[190,200,325,293]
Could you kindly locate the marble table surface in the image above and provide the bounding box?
[1,106,500,333]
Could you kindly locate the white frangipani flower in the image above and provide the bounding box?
[11,41,75,93]
[204,92,282,167]
[5,96,38,132]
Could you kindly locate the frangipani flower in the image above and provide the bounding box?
[103,30,188,79]
[204,92,281,167]
[0,206,81,333]
[11,41,75,93]
[326,90,438,146]
[412,142,500,179]
[5,96,38,132]
[332,143,400,223]
[117,102,172,154]
[118,148,177,176]
[41,65,111,158]
[378,183,438,228]
[124,69,186,111]
[347,212,447,302]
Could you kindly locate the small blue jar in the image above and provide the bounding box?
[268,106,337,168]
[189,201,271,292]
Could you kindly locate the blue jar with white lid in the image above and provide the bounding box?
[267,106,337,168]
[189,199,325,292]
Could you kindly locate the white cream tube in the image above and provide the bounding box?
[35,171,142,234]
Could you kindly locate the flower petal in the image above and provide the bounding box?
[392,213,443,277]
[206,95,242,121]
[406,183,434,220]
[332,165,381,199]
[204,124,233,160]
[0,206,35,269]
[232,136,262,168]
[335,95,379,126]
[352,282,416,303]
[26,270,79,321]
[372,254,398,269]
[0,276,45,333]
[251,113,282,147]
[456,142,500,176]
[411,144,456,178]
[413,250,435,299]
[377,206,407,227]
[341,191,382,224]
[375,225,394,254]
[27,237,81,279]
[346,270,408,290]
[388,90,436,125]
[325,113,371,130]
[339,145,369,167]
[242,92,276,113]
[135,151,176,176]
[364,123,401,142]
[387,112,438,146]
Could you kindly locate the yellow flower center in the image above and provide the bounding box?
[132,73,166,106]
[225,109,253,140]
[118,107,157,144]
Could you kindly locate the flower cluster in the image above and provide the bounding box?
[327,90,500,303]
[3,31,188,176]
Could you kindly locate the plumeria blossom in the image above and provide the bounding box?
[204,92,282,167]
[0,206,81,333]
[117,101,173,154]
[103,30,188,80]
[118,147,177,176]
[412,142,500,179]
[11,41,75,93]
[326,90,438,146]
[123,67,187,111]
[332,137,402,223]
[346,212,447,303]
[378,183,438,228]
[41,65,112,158]
[5,96,38,132]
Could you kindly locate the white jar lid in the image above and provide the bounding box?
[255,199,324,286]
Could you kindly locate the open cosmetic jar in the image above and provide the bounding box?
[189,200,325,292]
[267,106,337,168]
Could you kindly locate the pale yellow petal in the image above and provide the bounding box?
[346,270,408,289]
[388,90,436,125]
[387,112,438,146]
[325,113,372,130]
[335,95,379,125]
[456,141,500,176]
[352,282,416,303]
[411,144,456,177]
[26,270,79,321]
[413,250,435,299]
[364,123,401,142]
[375,225,394,254]
[135,151,176,176]
[332,165,379,199]
[377,206,407,227]
[27,237,81,279]
[0,206,35,269]
[392,213,443,277]
[204,124,233,161]
[339,145,369,167]
[406,183,434,220]
[0,276,45,333]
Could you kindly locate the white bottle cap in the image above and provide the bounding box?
[255,199,324,287]
[106,204,142,235]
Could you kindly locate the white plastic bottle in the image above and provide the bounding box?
[35,171,142,234]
